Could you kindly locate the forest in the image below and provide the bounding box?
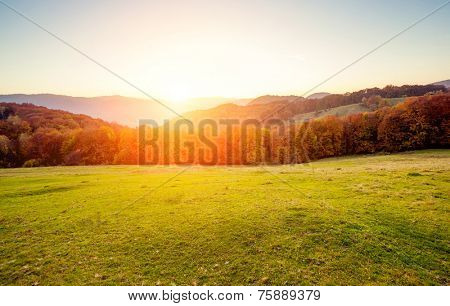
[141,93,449,165]
[260,83,447,120]
[0,84,448,167]
[0,103,137,167]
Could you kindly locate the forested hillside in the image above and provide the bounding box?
[0,103,137,167]
[147,94,449,165]
[0,91,448,167]
[0,94,172,126]
[184,84,446,121]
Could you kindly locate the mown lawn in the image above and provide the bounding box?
[0,150,449,285]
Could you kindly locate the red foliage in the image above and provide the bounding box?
[0,93,448,167]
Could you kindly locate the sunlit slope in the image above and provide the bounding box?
[293,98,406,122]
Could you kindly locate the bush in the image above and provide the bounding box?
[23,159,41,167]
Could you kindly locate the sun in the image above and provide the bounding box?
[168,84,193,104]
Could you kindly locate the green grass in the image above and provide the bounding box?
[293,98,406,122]
[0,150,449,285]
[293,102,370,122]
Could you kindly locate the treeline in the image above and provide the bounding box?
[0,93,449,167]
[263,84,446,120]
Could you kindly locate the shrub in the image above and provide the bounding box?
[23,159,41,167]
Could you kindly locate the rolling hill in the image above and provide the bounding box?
[0,94,174,127]
[432,79,450,89]
[0,94,253,126]
[181,101,285,122]
[292,97,406,122]
[1,82,447,126]
[306,92,331,99]
[247,95,301,106]
[183,84,445,122]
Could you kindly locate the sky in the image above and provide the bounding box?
[0,0,449,108]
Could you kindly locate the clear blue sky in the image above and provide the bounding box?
[0,0,449,104]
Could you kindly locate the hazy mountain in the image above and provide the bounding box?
[183,84,446,122]
[432,80,450,89]
[2,83,444,126]
[307,92,331,99]
[0,94,174,126]
[183,97,252,111]
[247,95,301,106]
[0,94,254,126]
[182,101,286,122]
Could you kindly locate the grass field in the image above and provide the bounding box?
[0,150,449,285]
[292,98,406,122]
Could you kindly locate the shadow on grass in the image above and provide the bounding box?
[5,185,82,198]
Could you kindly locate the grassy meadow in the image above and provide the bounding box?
[0,150,449,285]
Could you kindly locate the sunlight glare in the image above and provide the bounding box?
[167,84,193,104]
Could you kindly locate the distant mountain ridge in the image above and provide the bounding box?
[182,101,286,122]
[183,83,447,122]
[184,97,252,110]
[1,81,447,126]
[0,94,173,126]
[0,94,253,126]
[307,92,331,99]
[247,95,301,106]
[432,80,450,89]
